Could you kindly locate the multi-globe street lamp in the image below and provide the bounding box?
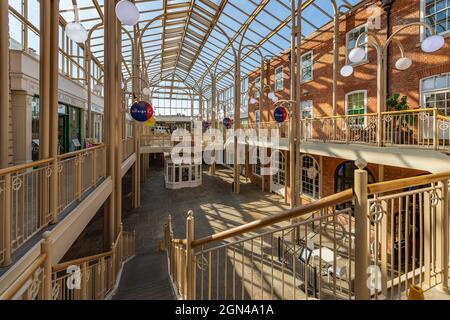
[341,22,445,146]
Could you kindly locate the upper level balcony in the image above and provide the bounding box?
[301,108,450,153]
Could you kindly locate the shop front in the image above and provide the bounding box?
[31,96,84,160]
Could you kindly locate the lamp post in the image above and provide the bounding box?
[341,22,445,147]
[290,0,352,206]
[294,0,351,117]
[273,99,297,208]
[84,23,134,139]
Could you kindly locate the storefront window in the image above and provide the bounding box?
[32,96,40,161]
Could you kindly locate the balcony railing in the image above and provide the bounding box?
[122,138,135,162]
[0,145,106,267]
[242,122,289,139]
[58,145,106,214]
[165,170,450,300]
[0,227,135,300]
[140,134,174,149]
[301,108,450,151]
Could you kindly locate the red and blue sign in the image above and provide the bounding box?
[223,117,233,129]
[130,101,154,122]
[274,107,287,123]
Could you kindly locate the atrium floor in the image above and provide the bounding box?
[112,165,290,300]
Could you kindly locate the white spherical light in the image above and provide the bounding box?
[142,87,150,95]
[348,47,366,64]
[267,92,275,100]
[249,98,257,105]
[421,35,445,53]
[340,65,354,77]
[93,83,103,93]
[395,57,412,71]
[65,22,88,43]
[115,0,140,26]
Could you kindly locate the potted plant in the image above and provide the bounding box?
[386,93,408,112]
[385,94,414,144]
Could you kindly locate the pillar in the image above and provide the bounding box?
[210,77,216,175]
[0,0,10,168]
[132,26,141,209]
[41,232,53,300]
[233,61,241,194]
[354,158,370,300]
[104,0,118,245]
[11,93,33,163]
[39,0,51,160]
[114,14,123,236]
[49,0,59,224]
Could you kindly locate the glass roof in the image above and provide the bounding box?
[59,0,362,98]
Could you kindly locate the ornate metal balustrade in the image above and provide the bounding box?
[164,169,450,300]
[0,227,135,300]
[0,145,106,267]
[300,108,450,151]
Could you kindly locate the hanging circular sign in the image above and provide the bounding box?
[307,167,318,180]
[130,101,154,122]
[274,107,287,123]
[203,121,210,130]
[144,116,156,128]
[223,117,233,129]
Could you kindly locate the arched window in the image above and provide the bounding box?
[335,161,375,193]
[300,155,320,199]
[335,161,375,210]
[421,73,450,116]
[271,150,286,187]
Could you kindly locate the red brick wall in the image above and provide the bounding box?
[244,0,447,203]
[319,156,428,199]
[388,0,450,105]
[247,0,450,120]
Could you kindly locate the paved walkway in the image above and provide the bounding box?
[112,165,290,300]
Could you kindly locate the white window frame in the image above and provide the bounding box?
[420,0,450,39]
[301,100,314,119]
[346,24,369,65]
[300,51,314,83]
[255,110,260,124]
[254,77,261,98]
[420,73,450,116]
[253,148,262,177]
[274,66,284,91]
[345,90,368,127]
[300,155,321,200]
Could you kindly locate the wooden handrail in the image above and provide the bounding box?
[52,251,112,272]
[53,230,134,272]
[300,113,378,121]
[191,189,353,248]
[173,239,187,245]
[381,108,436,115]
[298,108,437,122]
[0,158,54,176]
[368,172,450,195]
[437,114,450,121]
[58,144,105,160]
[191,170,450,248]
[0,254,47,300]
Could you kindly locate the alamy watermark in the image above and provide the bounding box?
[170,121,283,176]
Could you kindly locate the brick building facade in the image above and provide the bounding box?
[243,0,449,204]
